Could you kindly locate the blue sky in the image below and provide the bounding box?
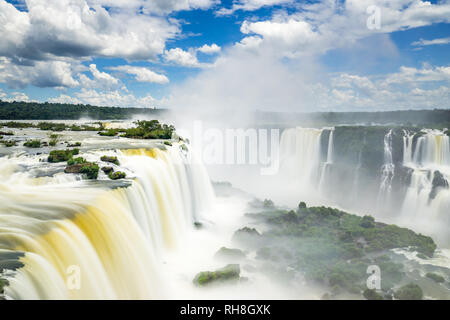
[0,0,449,111]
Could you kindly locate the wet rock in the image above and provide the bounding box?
[64,164,84,174]
[430,171,449,200]
[100,156,120,166]
[101,166,114,174]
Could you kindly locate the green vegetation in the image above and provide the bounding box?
[48,133,60,146]
[426,272,445,283]
[1,121,33,128]
[0,131,14,136]
[240,202,437,297]
[64,161,98,179]
[67,142,81,147]
[263,199,275,208]
[37,122,66,131]
[100,156,120,165]
[108,171,126,180]
[80,163,99,179]
[193,264,241,286]
[67,157,86,165]
[0,101,165,120]
[1,140,16,147]
[120,120,174,139]
[363,289,384,300]
[0,277,7,295]
[394,283,423,300]
[98,129,119,137]
[69,124,101,131]
[48,149,79,163]
[23,140,41,148]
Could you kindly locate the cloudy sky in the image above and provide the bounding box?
[0,0,449,111]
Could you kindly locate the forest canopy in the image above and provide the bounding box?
[0,100,165,120]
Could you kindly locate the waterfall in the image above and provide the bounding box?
[0,144,214,299]
[400,129,450,240]
[403,130,415,165]
[412,130,450,167]
[377,129,395,211]
[318,128,334,194]
[279,127,324,189]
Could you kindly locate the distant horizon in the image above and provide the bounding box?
[1,98,450,114]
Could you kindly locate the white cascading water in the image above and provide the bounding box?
[400,129,450,243]
[279,127,325,189]
[278,127,335,204]
[377,129,395,212]
[318,129,334,194]
[0,144,214,299]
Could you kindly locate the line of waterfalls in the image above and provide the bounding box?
[278,126,450,244]
[0,145,214,299]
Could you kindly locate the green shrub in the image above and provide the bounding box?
[23,140,41,148]
[67,157,86,165]
[360,216,375,228]
[80,163,99,179]
[37,122,67,131]
[108,171,126,180]
[98,129,118,136]
[100,156,120,165]
[121,120,175,139]
[48,149,79,163]
[363,289,383,300]
[394,283,423,300]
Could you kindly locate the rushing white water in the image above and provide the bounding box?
[399,129,450,243]
[377,129,395,211]
[318,129,334,194]
[0,144,215,299]
[279,127,327,190]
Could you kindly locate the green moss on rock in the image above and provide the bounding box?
[108,171,126,180]
[193,264,241,286]
[101,155,120,165]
